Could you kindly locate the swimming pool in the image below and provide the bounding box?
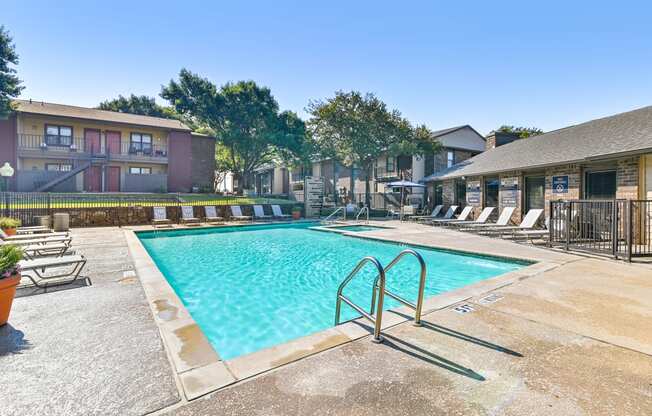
[138,223,526,360]
[323,224,388,232]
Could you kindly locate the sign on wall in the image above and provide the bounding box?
[467,182,481,205]
[500,178,519,206]
[304,176,324,218]
[552,175,569,194]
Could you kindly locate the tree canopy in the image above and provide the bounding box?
[97,94,177,119]
[307,91,439,204]
[0,26,24,119]
[495,125,543,138]
[161,69,307,192]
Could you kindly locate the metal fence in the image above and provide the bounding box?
[0,192,297,226]
[549,199,652,261]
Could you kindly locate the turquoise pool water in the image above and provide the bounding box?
[138,222,526,360]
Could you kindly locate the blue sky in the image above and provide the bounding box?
[3,0,652,134]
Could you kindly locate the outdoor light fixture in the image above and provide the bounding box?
[0,162,15,192]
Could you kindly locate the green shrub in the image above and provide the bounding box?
[0,244,22,279]
[0,217,21,229]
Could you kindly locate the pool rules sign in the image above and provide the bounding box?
[304,176,324,218]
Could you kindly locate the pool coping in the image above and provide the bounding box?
[123,222,569,401]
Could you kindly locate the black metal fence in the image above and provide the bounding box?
[549,199,652,261]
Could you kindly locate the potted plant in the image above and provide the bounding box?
[0,217,21,236]
[291,206,302,220]
[0,244,22,326]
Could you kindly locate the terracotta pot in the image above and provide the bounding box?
[2,227,16,236]
[0,273,20,326]
[292,211,301,220]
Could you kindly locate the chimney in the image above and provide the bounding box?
[485,131,520,151]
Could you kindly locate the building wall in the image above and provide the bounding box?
[190,134,216,191]
[645,155,652,199]
[167,131,192,192]
[0,115,18,190]
[616,157,639,199]
[499,172,523,223]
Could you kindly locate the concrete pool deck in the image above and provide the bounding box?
[1,221,651,415]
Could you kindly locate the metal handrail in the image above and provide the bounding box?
[334,256,387,343]
[322,206,345,224]
[370,249,427,326]
[356,206,369,223]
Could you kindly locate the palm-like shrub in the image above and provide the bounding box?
[0,244,22,279]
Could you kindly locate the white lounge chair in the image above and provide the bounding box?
[19,254,87,288]
[450,207,495,227]
[424,205,458,224]
[253,205,273,221]
[434,206,474,226]
[152,206,172,227]
[271,205,292,219]
[1,229,68,241]
[16,225,52,235]
[204,206,224,224]
[230,205,252,221]
[180,206,200,226]
[479,209,544,236]
[508,217,550,242]
[410,205,443,222]
[20,242,74,260]
[459,207,516,232]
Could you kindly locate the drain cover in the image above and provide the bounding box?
[453,304,475,314]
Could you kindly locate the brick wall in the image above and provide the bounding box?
[442,179,455,205]
[544,164,581,217]
[465,177,483,217]
[616,157,639,199]
[499,172,522,223]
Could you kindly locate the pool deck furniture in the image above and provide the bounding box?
[271,204,292,219]
[434,206,474,226]
[230,205,252,221]
[410,205,443,222]
[479,209,544,237]
[424,205,458,224]
[180,206,200,226]
[506,217,550,242]
[2,234,72,246]
[253,205,273,221]
[152,206,172,228]
[449,206,495,227]
[204,206,225,224]
[16,225,52,235]
[20,242,74,260]
[18,254,87,288]
[1,229,68,241]
[458,206,516,232]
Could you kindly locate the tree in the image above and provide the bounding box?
[496,125,543,138]
[307,91,440,207]
[161,69,307,192]
[97,94,176,119]
[0,26,24,119]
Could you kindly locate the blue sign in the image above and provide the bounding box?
[552,176,569,194]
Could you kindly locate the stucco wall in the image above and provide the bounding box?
[167,131,192,192]
[190,134,215,191]
[0,115,18,190]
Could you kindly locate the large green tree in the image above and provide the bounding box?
[97,94,176,119]
[496,125,543,138]
[161,69,307,192]
[0,26,24,119]
[307,91,440,206]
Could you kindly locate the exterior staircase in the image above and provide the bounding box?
[35,161,91,192]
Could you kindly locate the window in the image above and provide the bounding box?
[130,133,153,154]
[424,154,435,176]
[484,176,499,207]
[525,176,545,211]
[129,167,152,175]
[447,151,455,168]
[45,163,72,172]
[386,156,396,173]
[44,125,73,146]
[585,170,616,199]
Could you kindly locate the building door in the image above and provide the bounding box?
[106,131,121,155]
[84,166,102,192]
[84,129,101,154]
[484,176,499,207]
[107,166,120,192]
[525,176,545,211]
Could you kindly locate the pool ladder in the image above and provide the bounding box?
[334,249,427,343]
[322,207,346,224]
[355,206,369,223]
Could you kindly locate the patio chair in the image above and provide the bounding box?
[3,234,72,246]
[449,207,495,228]
[180,206,200,226]
[507,217,550,243]
[410,205,443,222]
[203,206,224,224]
[1,229,69,241]
[152,206,172,227]
[16,225,52,235]
[479,209,544,237]
[433,206,474,226]
[423,205,458,224]
[253,205,273,221]
[271,205,292,219]
[458,207,516,232]
[19,254,87,288]
[19,242,75,260]
[230,205,252,221]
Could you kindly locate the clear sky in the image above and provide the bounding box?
[3,0,652,134]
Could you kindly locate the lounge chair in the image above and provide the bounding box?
[507,218,550,242]
[16,225,52,235]
[19,254,87,288]
[20,242,74,260]
[1,229,69,242]
[450,207,495,228]
[410,205,443,222]
[180,206,200,226]
[230,205,252,221]
[253,205,273,221]
[424,205,458,224]
[433,206,474,226]
[152,206,172,227]
[271,205,292,219]
[203,206,224,224]
[4,234,72,247]
[458,207,516,232]
[479,208,544,236]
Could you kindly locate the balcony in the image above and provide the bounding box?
[17,134,168,164]
[374,166,400,181]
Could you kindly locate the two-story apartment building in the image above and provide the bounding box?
[0,100,215,193]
